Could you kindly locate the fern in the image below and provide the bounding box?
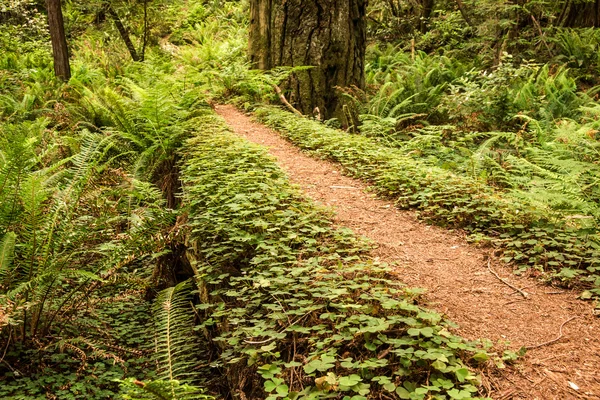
[0,232,16,286]
[119,378,213,400]
[551,28,600,69]
[152,280,202,395]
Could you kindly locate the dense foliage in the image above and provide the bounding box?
[256,107,600,293]
[2,0,600,398]
[0,1,213,396]
[181,113,487,399]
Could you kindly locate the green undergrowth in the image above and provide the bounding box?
[361,48,600,227]
[0,15,215,395]
[0,289,155,399]
[254,107,600,300]
[180,112,489,400]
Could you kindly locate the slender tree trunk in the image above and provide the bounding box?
[387,0,399,17]
[46,0,70,80]
[141,0,148,62]
[556,0,570,27]
[107,5,140,61]
[455,0,474,27]
[249,0,367,124]
[420,0,435,33]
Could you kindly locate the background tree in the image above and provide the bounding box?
[560,0,600,27]
[420,0,435,32]
[46,0,70,80]
[248,0,367,124]
[104,0,150,62]
[105,3,140,61]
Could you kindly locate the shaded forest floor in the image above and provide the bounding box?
[215,105,600,400]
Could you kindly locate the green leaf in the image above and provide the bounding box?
[455,368,469,382]
[364,341,377,351]
[264,380,277,392]
[258,364,281,379]
[260,342,277,352]
[431,360,447,371]
[339,374,362,387]
[284,361,302,368]
[447,388,473,399]
[580,291,593,300]
[420,327,434,337]
[304,356,335,374]
[407,328,420,336]
[395,387,411,399]
[275,384,289,396]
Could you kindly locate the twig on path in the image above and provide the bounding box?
[509,285,535,296]
[272,85,304,117]
[330,185,358,190]
[502,298,528,306]
[525,316,579,350]
[531,376,547,389]
[487,258,529,298]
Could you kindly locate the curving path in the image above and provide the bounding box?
[215,104,600,400]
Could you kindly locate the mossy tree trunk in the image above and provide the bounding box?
[249,0,367,124]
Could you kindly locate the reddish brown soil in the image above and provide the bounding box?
[215,105,600,400]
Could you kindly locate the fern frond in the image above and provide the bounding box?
[119,378,213,400]
[0,232,16,283]
[152,280,200,387]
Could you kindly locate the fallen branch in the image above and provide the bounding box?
[273,84,304,117]
[525,316,578,350]
[243,337,277,345]
[487,258,529,298]
[531,15,554,57]
[455,0,475,28]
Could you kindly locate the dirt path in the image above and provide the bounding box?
[214,105,600,400]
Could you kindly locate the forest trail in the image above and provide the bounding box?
[215,105,600,400]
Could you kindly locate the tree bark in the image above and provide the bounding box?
[249,0,367,123]
[106,5,140,61]
[46,0,71,80]
[561,0,600,27]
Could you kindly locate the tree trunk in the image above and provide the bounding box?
[107,5,140,62]
[249,0,367,124]
[46,0,71,80]
[455,0,474,28]
[387,0,399,17]
[420,0,435,33]
[141,0,148,62]
[562,0,600,27]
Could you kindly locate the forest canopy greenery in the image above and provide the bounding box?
[1,0,599,398]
